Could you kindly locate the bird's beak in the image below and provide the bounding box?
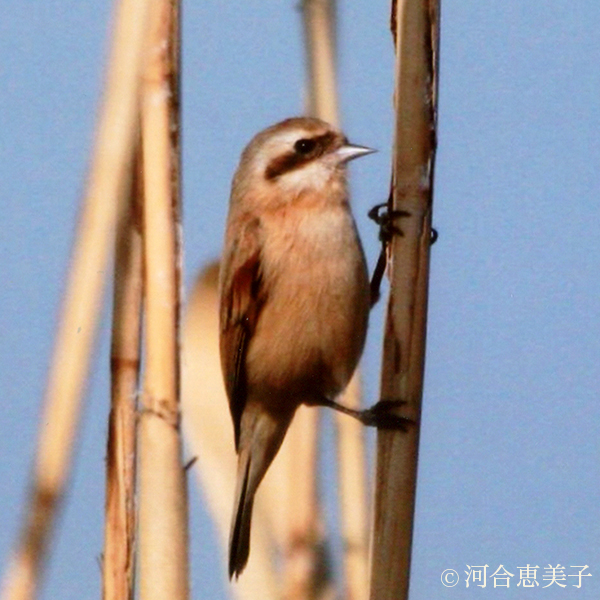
[335,143,377,163]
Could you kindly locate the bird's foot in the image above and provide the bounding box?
[368,202,411,243]
[369,202,438,246]
[311,397,415,431]
[358,399,415,431]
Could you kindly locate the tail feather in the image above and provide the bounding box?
[229,453,253,578]
[228,406,294,579]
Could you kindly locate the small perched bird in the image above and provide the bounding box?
[219,116,375,578]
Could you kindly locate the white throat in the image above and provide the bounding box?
[277,159,338,195]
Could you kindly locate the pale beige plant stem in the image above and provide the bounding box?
[102,154,144,600]
[0,1,150,599]
[368,1,440,599]
[302,2,370,599]
[276,2,346,599]
[301,0,339,124]
[137,0,188,598]
[335,376,369,600]
[280,407,321,600]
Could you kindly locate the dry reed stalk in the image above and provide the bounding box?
[368,1,440,599]
[0,2,150,599]
[271,2,343,599]
[180,264,281,600]
[280,407,322,600]
[335,376,369,600]
[301,2,370,599]
[301,0,339,124]
[102,152,144,600]
[137,0,188,598]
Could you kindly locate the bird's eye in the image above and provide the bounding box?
[294,138,317,155]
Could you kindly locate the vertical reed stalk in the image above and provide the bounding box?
[137,0,188,598]
[277,2,346,599]
[335,376,369,600]
[302,2,369,598]
[301,0,339,123]
[288,3,370,599]
[280,408,321,600]
[369,1,440,599]
[0,1,150,598]
[102,151,144,600]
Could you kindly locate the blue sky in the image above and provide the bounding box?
[1,1,599,598]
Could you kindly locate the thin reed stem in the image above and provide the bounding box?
[102,150,144,600]
[336,376,369,600]
[369,1,440,599]
[137,0,188,598]
[302,3,370,598]
[281,408,323,600]
[301,0,339,124]
[277,2,345,599]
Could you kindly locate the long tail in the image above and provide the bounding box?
[228,449,254,578]
[228,407,293,579]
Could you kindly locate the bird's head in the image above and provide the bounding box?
[232,117,375,203]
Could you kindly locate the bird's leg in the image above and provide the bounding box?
[369,248,388,308]
[368,197,438,306]
[368,198,411,307]
[308,397,415,431]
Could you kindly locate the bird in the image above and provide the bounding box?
[219,116,378,579]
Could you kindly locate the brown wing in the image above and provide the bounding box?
[219,217,266,451]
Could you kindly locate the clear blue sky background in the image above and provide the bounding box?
[1,1,599,598]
